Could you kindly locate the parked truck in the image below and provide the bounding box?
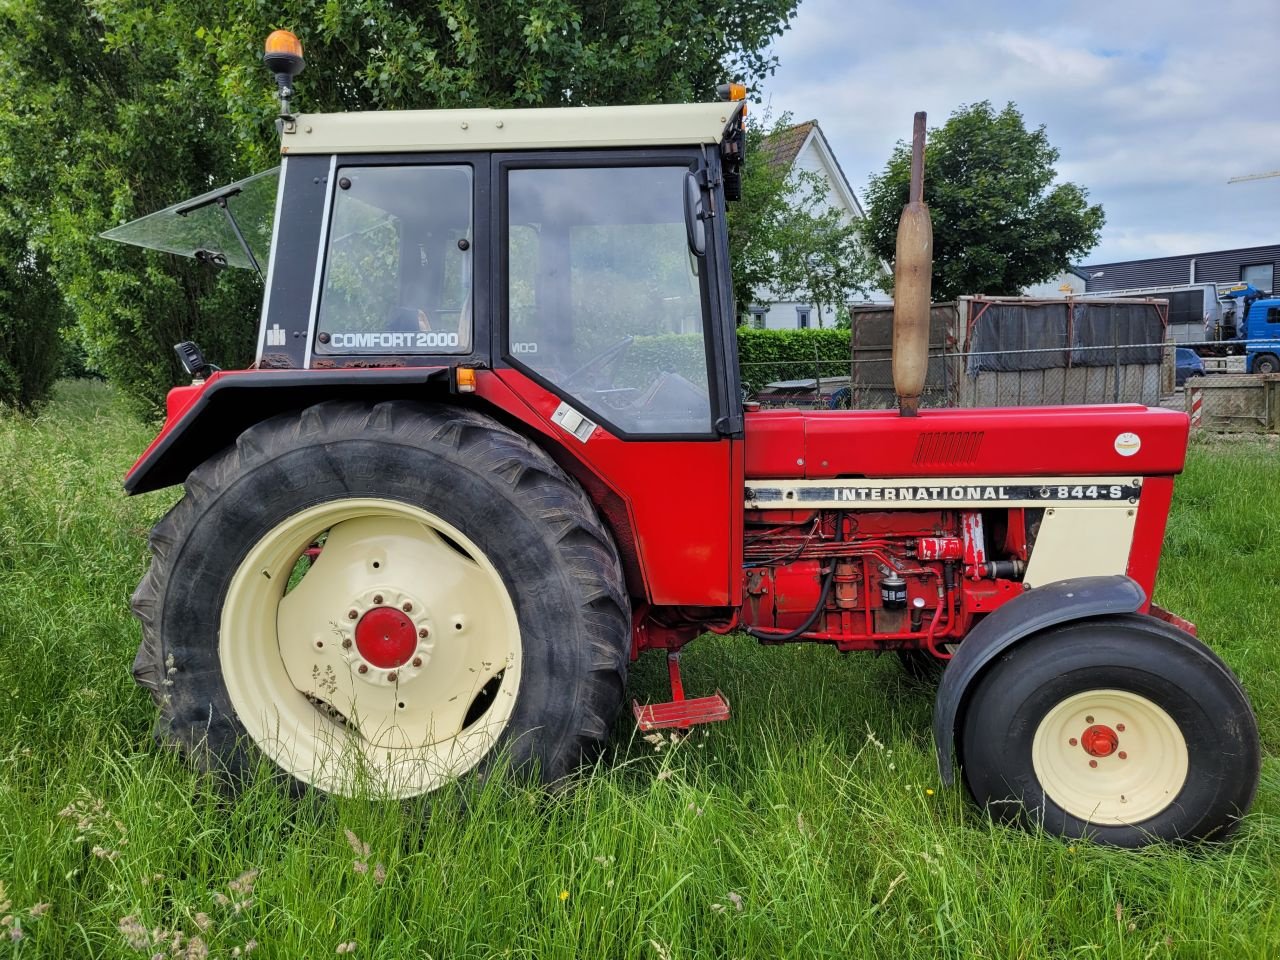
[1218,283,1280,374]
[1079,282,1226,345]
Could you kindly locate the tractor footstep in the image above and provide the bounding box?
[633,692,730,731]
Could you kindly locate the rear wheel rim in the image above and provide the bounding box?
[220,498,521,797]
[1031,688,1188,823]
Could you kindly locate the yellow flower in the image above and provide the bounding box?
[1068,846,1078,854]
[559,890,569,901]
[925,788,934,796]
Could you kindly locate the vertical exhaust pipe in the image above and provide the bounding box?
[893,112,932,417]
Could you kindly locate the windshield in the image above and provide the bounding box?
[100,167,280,271]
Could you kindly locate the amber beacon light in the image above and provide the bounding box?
[264,29,305,117]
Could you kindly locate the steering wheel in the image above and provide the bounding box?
[562,336,635,390]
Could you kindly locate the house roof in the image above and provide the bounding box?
[759,119,865,219]
[759,120,816,173]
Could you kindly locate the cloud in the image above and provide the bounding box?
[760,0,1279,261]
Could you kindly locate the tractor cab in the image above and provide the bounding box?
[106,96,747,437]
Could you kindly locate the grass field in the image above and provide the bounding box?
[0,380,1277,959]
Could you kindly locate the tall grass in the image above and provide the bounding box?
[0,382,1276,958]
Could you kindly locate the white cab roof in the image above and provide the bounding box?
[281,101,743,155]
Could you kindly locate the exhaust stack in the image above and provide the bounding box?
[892,112,933,417]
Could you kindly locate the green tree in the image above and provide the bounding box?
[0,243,64,413]
[860,101,1105,302]
[728,115,873,326]
[0,0,260,415]
[0,0,800,414]
[769,168,870,329]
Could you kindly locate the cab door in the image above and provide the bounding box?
[490,152,743,607]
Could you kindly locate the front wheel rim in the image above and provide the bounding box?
[220,498,522,798]
[1031,688,1188,824]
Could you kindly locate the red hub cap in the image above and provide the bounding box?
[355,606,417,668]
[1080,723,1120,758]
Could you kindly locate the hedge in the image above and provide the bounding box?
[736,327,852,392]
[621,327,853,394]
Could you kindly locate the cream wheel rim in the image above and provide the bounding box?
[220,498,521,798]
[1031,689,1188,824]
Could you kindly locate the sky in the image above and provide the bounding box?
[757,0,1280,264]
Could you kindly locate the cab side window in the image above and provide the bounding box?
[317,165,472,354]
[505,165,713,436]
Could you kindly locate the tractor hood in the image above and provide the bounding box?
[100,167,280,273]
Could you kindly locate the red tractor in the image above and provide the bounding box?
[105,32,1258,846]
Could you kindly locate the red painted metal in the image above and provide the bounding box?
[632,652,731,731]
[1080,724,1120,758]
[634,694,731,730]
[1126,476,1175,607]
[744,405,1189,479]
[916,537,963,561]
[131,367,1193,666]
[960,511,986,579]
[1003,508,1030,560]
[355,607,417,668]
[1149,602,1198,637]
[125,378,213,483]
[738,509,977,652]
[478,368,738,608]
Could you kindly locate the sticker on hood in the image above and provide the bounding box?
[1114,432,1141,457]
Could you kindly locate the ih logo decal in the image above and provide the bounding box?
[266,324,286,347]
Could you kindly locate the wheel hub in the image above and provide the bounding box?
[1080,723,1119,758]
[355,606,418,668]
[1032,689,1189,823]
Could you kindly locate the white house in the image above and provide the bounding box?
[746,120,883,329]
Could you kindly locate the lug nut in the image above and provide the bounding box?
[1089,759,1098,768]
[342,639,352,649]
[412,657,422,668]
[358,664,368,674]
[314,640,324,649]
[373,594,384,604]
[1116,723,1125,732]
[402,601,413,613]
[1118,751,1127,760]
[1085,715,1094,723]
[1069,738,1078,746]
[418,628,429,639]
[387,671,398,682]
[347,609,358,620]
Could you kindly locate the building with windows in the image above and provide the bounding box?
[1081,244,1279,294]
[745,121,879,329]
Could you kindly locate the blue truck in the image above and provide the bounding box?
[1219,283,1280,374]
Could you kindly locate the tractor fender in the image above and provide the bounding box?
[124,367,450,495]
[932,575,1147,785]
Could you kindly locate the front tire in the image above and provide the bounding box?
[958,615,1259,846]
[1253,353,1279,375]
[131,401,630,797]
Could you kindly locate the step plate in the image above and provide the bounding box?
[633,691,731,731]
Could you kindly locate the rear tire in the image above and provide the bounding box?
[131,400,630,797]
[958,615,1258,846]
[1253,353,1279,375]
